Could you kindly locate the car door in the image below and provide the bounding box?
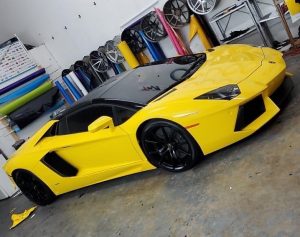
[39,103,144,184]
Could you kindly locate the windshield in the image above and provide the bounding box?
[77,54,207,106]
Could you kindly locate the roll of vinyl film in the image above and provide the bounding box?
[0,74,50,104]
[118,41,140,69]
[152,43,166,60]
[62,76,82,101]
[55,81,74,105]
[68,72,88,96]
[0,82,53,116]
[139,31,161,61]
[0,68,46,96]
[137,52,150,65]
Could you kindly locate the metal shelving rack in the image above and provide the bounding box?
[249,0,290,47]
[210,1,269,45]
[252,0,289,23]
[250,0,300,48]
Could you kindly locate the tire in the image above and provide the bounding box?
[13,170,56,206]
[140,120,201,172]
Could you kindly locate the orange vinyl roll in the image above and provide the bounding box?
[137,52,150,65]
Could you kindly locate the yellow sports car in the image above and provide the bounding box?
[3,45,292,205]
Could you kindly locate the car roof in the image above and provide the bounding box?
[54,55,207,120]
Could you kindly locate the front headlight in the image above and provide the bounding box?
[195,84,241,100]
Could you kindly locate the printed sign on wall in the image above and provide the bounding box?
[0,37,36,84]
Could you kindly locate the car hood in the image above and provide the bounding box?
[152,45,264,103]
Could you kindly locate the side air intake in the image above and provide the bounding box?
[42,152,78,177]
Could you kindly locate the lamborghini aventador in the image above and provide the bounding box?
[3,44,293,205]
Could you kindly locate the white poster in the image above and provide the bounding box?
[0,37,36,84]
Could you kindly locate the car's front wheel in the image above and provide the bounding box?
[140,120,201,172]
[13,170,56,205]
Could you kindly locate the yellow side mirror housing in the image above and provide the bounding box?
[88,116,114,133]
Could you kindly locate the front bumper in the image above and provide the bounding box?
[270,76,294,108]
[235,76,293,132]
[188,75,293,155]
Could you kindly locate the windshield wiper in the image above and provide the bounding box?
[180,55,206,80]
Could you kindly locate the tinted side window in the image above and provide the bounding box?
[114,106,137,126]
[57,105,113,135]
[57,117,68,135]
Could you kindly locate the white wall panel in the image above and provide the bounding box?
[0,0,172,68]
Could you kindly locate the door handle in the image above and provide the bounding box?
[62,146,71,149]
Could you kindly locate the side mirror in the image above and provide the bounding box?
[88,116,114,133]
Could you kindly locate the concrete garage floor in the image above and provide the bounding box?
[1,55,300,237]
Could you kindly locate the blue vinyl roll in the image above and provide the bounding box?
[114,63,126,74]
[74,70,91,92]
[119,64,127,72]
[139,31,161,61]
[55,81,74,105]
[153,43,166,60]
[111,63,119,75]
[0,74,50,104]
[0,68,46,96]
[62,76,82,100]
[0,75,43,101]
[77,69,93,91]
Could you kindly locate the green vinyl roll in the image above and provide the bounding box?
[0,81,53,116]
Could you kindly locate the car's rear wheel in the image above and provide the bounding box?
[13,170,56,206]
[140,120,201,172]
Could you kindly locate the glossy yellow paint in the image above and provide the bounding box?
[10,206,37,229]
[3,45,288,196]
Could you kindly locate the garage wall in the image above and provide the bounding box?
[0,0,170,68]
[0,0,258,69]
[0,0,299,69]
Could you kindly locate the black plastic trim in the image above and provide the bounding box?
[41,152,78,177]
[270,77,293,108]
[235,95,266,131]
[92,98,144,109]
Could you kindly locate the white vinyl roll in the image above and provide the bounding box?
[68,72,88,96]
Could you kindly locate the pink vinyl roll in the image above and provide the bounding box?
[155,8,187,56]
[173,29,192,55]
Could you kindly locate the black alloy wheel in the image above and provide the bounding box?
[13,170,56,205]
[140,120,201,172]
